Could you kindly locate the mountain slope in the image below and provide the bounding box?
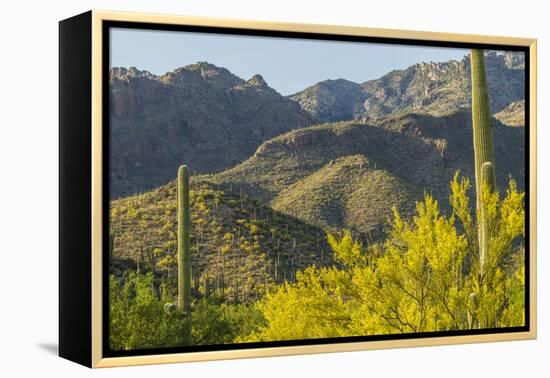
[109,180,331,302]
[209,110,525,236]
[290,51,525,123]
[109,63,314,198]
[271,155,421,238]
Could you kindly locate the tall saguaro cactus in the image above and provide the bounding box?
[177,164,192,341]
[470,49,496,277]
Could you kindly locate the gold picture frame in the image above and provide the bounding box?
[59,9,537,368]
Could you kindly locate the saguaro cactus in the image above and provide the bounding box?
[470,49,496,276]
[177,164,192,341]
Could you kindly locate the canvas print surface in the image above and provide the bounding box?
[107,27,527,353]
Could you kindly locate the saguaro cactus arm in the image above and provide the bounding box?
[481,161,496,193]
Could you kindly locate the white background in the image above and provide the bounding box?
[0,0,547,376]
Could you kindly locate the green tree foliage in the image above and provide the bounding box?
[244,174,525,341]
[109,272,186,350]
[109,272,264,350]
[192,299,264,345]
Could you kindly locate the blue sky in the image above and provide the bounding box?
[110,28,469,95]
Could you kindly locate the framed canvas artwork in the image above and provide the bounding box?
[59,10,537,368]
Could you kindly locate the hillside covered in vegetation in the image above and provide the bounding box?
[110,180,332,303]
[210,109,524,237]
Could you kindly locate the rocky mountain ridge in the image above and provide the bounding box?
[109,62,314,198]
[290,51,525,122]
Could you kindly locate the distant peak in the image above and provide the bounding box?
[166,62,244,88]
[317,78,361,88]
[170,62,233,77]
[184,61,222,71]
[246,74,268,87]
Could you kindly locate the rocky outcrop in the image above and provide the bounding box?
[289,79,365,122]
[494,100,525,127]
[110,66,158,81]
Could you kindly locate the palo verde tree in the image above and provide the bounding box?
[242,174,525,341]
